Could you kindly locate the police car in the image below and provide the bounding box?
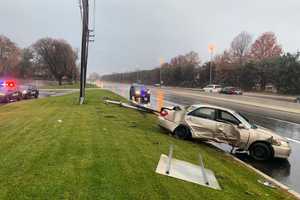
[0,80,22,103]
[129,84,151,104]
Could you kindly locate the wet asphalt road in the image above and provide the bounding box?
[104,83,300,192]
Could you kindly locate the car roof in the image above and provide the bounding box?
[190,104,235,113]
[20,84,35,87]
[206,84,222,87]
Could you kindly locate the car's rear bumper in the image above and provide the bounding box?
[158,116,177,133]
[273,145,291,159]
[0,95,7,102]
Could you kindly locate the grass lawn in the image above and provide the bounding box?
[40,82,97,89]
[0,90,296,200]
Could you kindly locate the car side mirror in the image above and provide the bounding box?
[238,124,245,129]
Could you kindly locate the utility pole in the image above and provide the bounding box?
[208,44,215,84]
[159,58,164,86]
[79,0,95,104]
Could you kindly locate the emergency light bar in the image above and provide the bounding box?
[0,80,16,89]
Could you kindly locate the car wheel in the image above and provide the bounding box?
[17,93,22,101]
[4,96,10,103]
[174,126,192,140]
[250,142,273,161]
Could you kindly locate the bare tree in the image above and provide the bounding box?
[214,49,238,70]
[33,38,77,85]
[17,48,34,79]
[184,51,201,66]
[250,32,282,61]
[230,31,252,64]
[0,35,20,76]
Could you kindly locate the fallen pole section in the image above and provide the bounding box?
[104,99,159,114]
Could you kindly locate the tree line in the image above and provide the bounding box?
[102,31,300,94]
[0,35,79,85]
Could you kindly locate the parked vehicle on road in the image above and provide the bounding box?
[159,104,291,161]
[0,80,22,103]
[129,84,151,104]
[203,84,222,93]
[20,85,39,99]
[295,96,300,103]
[220,87,243,95]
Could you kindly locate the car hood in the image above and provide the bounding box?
[255,125,287,142]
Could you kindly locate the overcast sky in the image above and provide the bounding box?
[1,0,299,75]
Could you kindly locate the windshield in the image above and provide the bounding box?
[237,112,258,129]
[20,86,29,90]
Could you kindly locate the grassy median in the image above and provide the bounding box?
[0,90,296,200]
[40,82,97,89]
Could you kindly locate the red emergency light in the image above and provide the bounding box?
[5,80,16,88]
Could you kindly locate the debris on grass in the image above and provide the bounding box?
[258,179,276,188]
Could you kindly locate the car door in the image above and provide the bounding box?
[31,86,37,96]
[185,107,217,139]
[215,110,242,146]
[26,86,32,96]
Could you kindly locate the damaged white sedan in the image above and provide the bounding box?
[159,104,291,161]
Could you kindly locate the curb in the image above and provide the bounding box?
[227,153,300,199]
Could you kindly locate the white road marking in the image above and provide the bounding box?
[266,117,300,126]
[164,89,300,114]
[285,138,300,144]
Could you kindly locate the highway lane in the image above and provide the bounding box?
[104,82,300,192]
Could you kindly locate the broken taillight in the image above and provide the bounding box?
[160,109,168,117]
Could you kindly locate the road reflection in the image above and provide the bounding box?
[155,89,165,111]
[236,153,291,180]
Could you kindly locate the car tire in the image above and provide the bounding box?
[249,142,273,161]
[174,125,192,140]
[17,93,22,101]
[4,96,10,103]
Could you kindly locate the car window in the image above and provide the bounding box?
[186,105,198,112]
[189,107,215,120]
[218,110,240,125]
